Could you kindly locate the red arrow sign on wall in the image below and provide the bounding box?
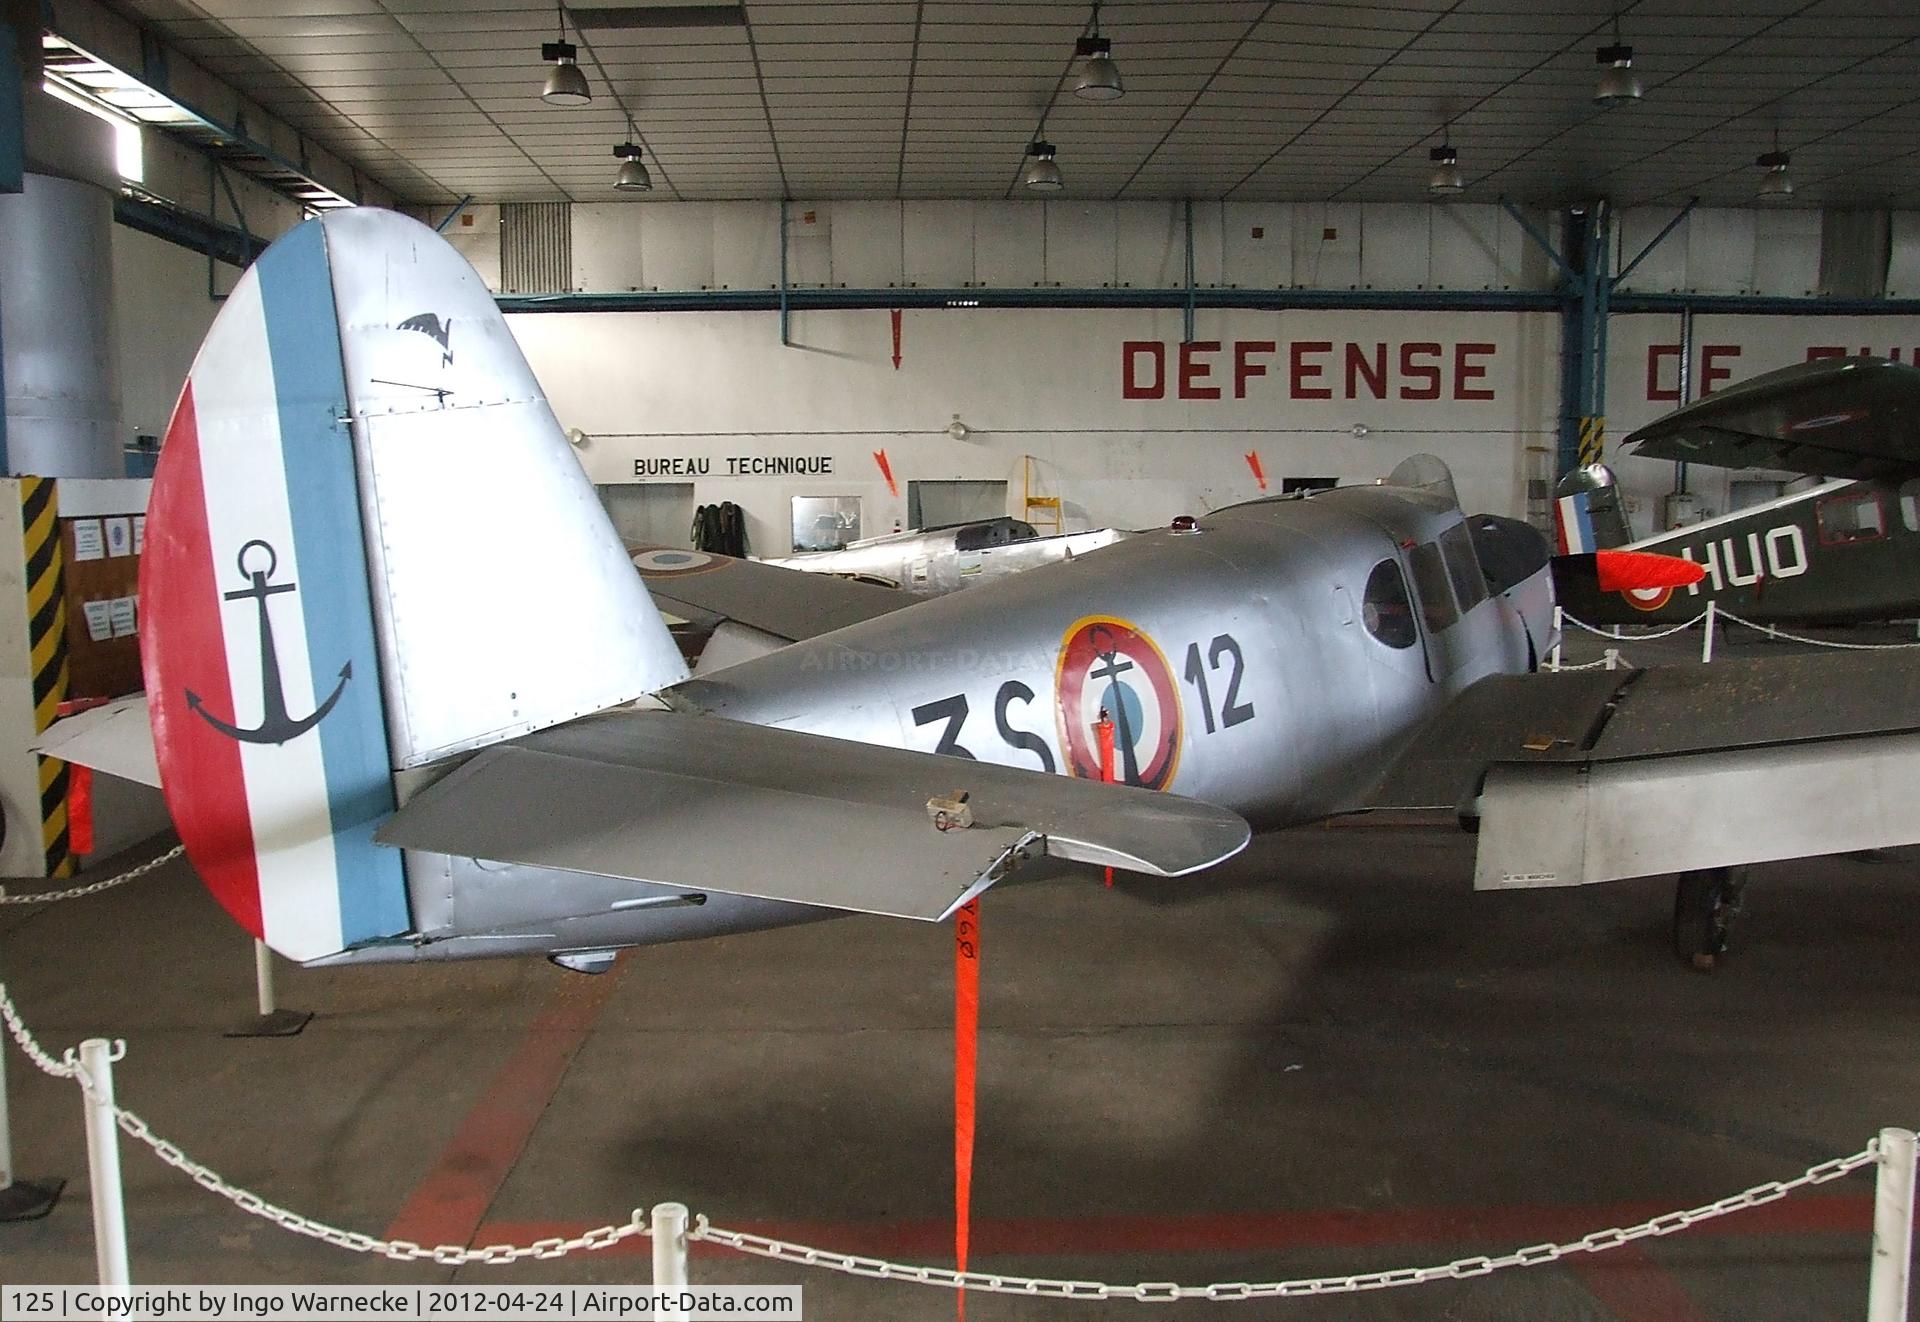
[1245,450,1268,492]
[873,448,899,497]
[891,308,903,370]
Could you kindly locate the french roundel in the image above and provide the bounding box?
[1624,584,1675,612]
[631,547,722,577]
[1055,615,1182,791]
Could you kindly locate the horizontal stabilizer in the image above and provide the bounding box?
[31,697,159,788]
[630,545,911,644]
[377,708,1250,921]
[1624,355,1920,481]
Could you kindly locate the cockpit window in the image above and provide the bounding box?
[1438,521,1487,613]
[1362,559,1418,649]
[1408,541,1459,633]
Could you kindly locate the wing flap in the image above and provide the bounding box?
[1363,651,1920,887]
[376,708,1250,921]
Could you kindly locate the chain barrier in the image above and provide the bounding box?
[1561,609,1920,652]
[3,966,1907,1301]
[1716,610,1920,652]
[693,1145,1881,1300]
[1561,610,1707,642]
[0,843,184,906]
[2,978,1897,1299]
[1547,652,1632,672]
[1,979,648,1263]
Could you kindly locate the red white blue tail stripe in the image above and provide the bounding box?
[140,219,409,961]
[1555,491,1596,555]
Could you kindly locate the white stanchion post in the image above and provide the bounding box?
[0,1023,14,1192]
[1869,1127,1916,1322]
[254,940,275,1018]
[652,1202,690,1321]
[1604,647,1620,671]
[1550,606,1563,671]
[1702,600,1717,664]
[78,1039,130,1287]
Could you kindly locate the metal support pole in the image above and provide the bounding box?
[254,939,274,1018]
[434,194,474,234]
[1701,600,1716,664]
[78,1038,130,1288]
[1869,1127,1916,1322]
[1616,197,1698,285]
[1182,198,1196,346]
[778,199,791,348]
[1549,605,1564,671]
[1604,647,1620,671]
[0,979,63,1222]
[224,939,310,1038]
[651,1201,690,1321]
[1676,305,1694,495]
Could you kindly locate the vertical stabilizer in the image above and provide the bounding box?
[140,209,688,961]
[1552,464,1632,552]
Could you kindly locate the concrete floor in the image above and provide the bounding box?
[3,809,1915,1319]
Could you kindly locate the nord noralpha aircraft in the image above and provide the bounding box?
[44,211,1920,974]
[1555,355,1920,627]
[758,517,1130,597]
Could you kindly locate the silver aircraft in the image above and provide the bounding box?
[760,517,1131,596]
[47,209,1920,976]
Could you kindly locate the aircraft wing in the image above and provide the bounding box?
[1363,650,1920,888]
[631,545,912,643]
[1624,355,1920,480]
[377,707,1251,922]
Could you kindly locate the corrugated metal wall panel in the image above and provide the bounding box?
[500,201,571,294]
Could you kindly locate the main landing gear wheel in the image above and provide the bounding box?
[1673,867,1746,971]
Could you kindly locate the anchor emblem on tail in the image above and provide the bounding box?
[187,539,350,745]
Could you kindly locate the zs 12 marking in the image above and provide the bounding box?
[910,681,1053,772]
[909,626,1255,789]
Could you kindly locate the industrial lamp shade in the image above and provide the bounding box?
[1074,36,1123,101]
[1022,140,1064,190]
[614,154,652,192]
[541,41,591,106]
[1593,44,1642,105]
[1428,145,1463,196]
[1756,150,1794,201]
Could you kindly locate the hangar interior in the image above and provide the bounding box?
[4,0,1920,1317]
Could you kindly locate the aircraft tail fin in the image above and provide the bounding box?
[139,208,689,961]
[1551,464,1633,552]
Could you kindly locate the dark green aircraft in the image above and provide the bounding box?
[1554,355,1920,627]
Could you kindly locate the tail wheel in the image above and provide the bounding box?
[1673,867,1745,971]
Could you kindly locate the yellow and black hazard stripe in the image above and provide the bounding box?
[20,476,73,878]
[1577,415,1606,469]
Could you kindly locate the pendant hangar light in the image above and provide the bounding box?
[1073,1,1124,101]
[1756,126,1794,201]
[1428,127,1464,196]
[1022,137,1064,190]
[540,1,592,106]
[1594,13,1643,106]
[613,117,652,191]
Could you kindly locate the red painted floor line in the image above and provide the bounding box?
[1569,1245,1717,1322]
[384,964,626,1248]
[477,1191,1870,1263]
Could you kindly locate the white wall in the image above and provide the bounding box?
[111,224,224,447]
[512,305,1561,553]
[517,200,1557,294]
